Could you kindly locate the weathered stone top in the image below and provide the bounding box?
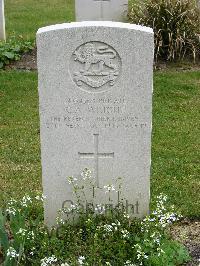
[37,21,153,35]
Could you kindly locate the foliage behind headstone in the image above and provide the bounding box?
[129,0,200,62]
[0,37,33,68]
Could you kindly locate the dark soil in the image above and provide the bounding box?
[170,219,200,266]
[5,48,37,71]
[154,61,200,72]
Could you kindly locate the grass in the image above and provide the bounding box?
[152,71,200,218]
[0,71,41,202]
[5,0,75,40]
[0,70,199,218]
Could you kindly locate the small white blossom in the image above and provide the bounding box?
[56,217,65,225]
[81,168,92,180]
[27,231,35,240]
[6,247,19,260]
[121,229,130,239]
[94,204,105,214]
[35,194,46,201]
[8,199,17,206]
[124,260,136,266]
[6,206,16,216]
[78,256,85,265]
[103,224,113,232]
[123,213,130,219]
[21,195,32,207]
[16,228,27,237]
[62,203,80,213]
[157,247,165,256]
[41,255,57,266]
[134,244,148,263]
[67,176,78,185]
[104,184,116,193]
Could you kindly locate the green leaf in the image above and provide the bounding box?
[17,243,25,264]
[0,209,9,250]
[0,61,4,68]
[13,45,20,52]
[3,51,15,59]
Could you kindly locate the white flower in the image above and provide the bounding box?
[124,260,136,266]
[6,247,19,259]
[41,255,57,266]
[94,204,105,214]
[81,168,92,180]
[16,228,27,237]
[35,194,46,201]
[78,256,85,265]
[67,176,77,184]
[56,217,65,225]
[8,199,17,206]
[6,206,16,216]
[21,195,32,207]
[157,247,165,256]
[62,203,80,214]
[60,263,70,266]
[104,184,116,193]
[103,224,113,232]
[121,229,130,239]
[123,213,130,219]
[27,231,35,240]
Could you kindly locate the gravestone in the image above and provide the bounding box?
[75,0,128,22]
[37,21,154,227]
[0,0,6,40]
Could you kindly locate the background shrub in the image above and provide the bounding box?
[0,37,34,68]
[128,0,200,62]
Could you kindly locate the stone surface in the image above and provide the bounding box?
[0,0,5,40]
[75,0,128,22]
[37,21,154,227]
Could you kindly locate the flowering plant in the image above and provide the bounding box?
[0,170,191,265]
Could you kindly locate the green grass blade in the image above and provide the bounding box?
[0,209,9,251]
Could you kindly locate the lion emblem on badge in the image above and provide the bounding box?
[70,42,121,91]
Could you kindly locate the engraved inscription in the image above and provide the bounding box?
[70,42,121,92]
[78,133,114,188]
[44,96,148,130]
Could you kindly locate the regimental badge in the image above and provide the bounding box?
[70,42,121,92]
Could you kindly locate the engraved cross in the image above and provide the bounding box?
[78,133,114,188]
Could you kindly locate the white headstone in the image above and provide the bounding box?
[37,21,154,227]
[75,0,128,21]
[0,0,6,40]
